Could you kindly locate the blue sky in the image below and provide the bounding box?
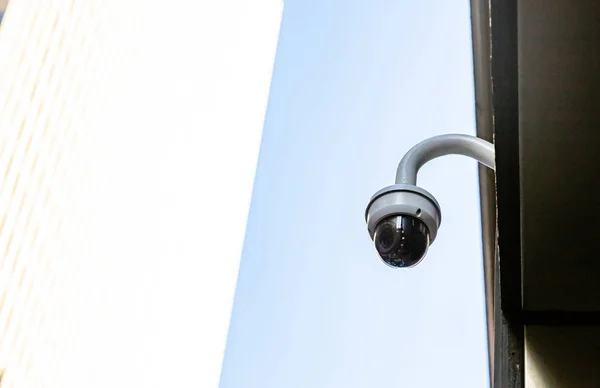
[219,1,489,387]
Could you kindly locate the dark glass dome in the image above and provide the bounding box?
[373,215,430,268]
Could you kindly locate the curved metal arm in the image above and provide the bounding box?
[395,134,495,185]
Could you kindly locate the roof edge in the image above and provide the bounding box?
[470,0,496,382]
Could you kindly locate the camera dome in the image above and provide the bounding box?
[373,215,430,268]
[366,184,441,268]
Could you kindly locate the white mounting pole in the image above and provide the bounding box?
[395,134,496,185]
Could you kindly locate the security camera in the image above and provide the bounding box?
[365,134,495,268]
[365,184,441,268]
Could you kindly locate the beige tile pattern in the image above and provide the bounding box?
[0,0,282,387]
[0,1,103,386]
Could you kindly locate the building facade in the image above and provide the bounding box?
[0,1,282,386]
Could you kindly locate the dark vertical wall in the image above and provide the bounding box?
[519,0,600,313]
[490,0,523,386]
[516,0,600,386]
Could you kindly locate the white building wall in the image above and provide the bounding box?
[0,0,282,386]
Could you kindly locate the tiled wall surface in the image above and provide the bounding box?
[0,2,102,385]
[0,0,282,387]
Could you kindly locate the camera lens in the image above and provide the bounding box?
[375,223,398,254]
[373,215,430,268]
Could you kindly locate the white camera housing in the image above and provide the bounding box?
[366,184,441,242]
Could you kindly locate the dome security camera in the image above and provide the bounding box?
[365,134,495,268]
[366,184,441,268]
